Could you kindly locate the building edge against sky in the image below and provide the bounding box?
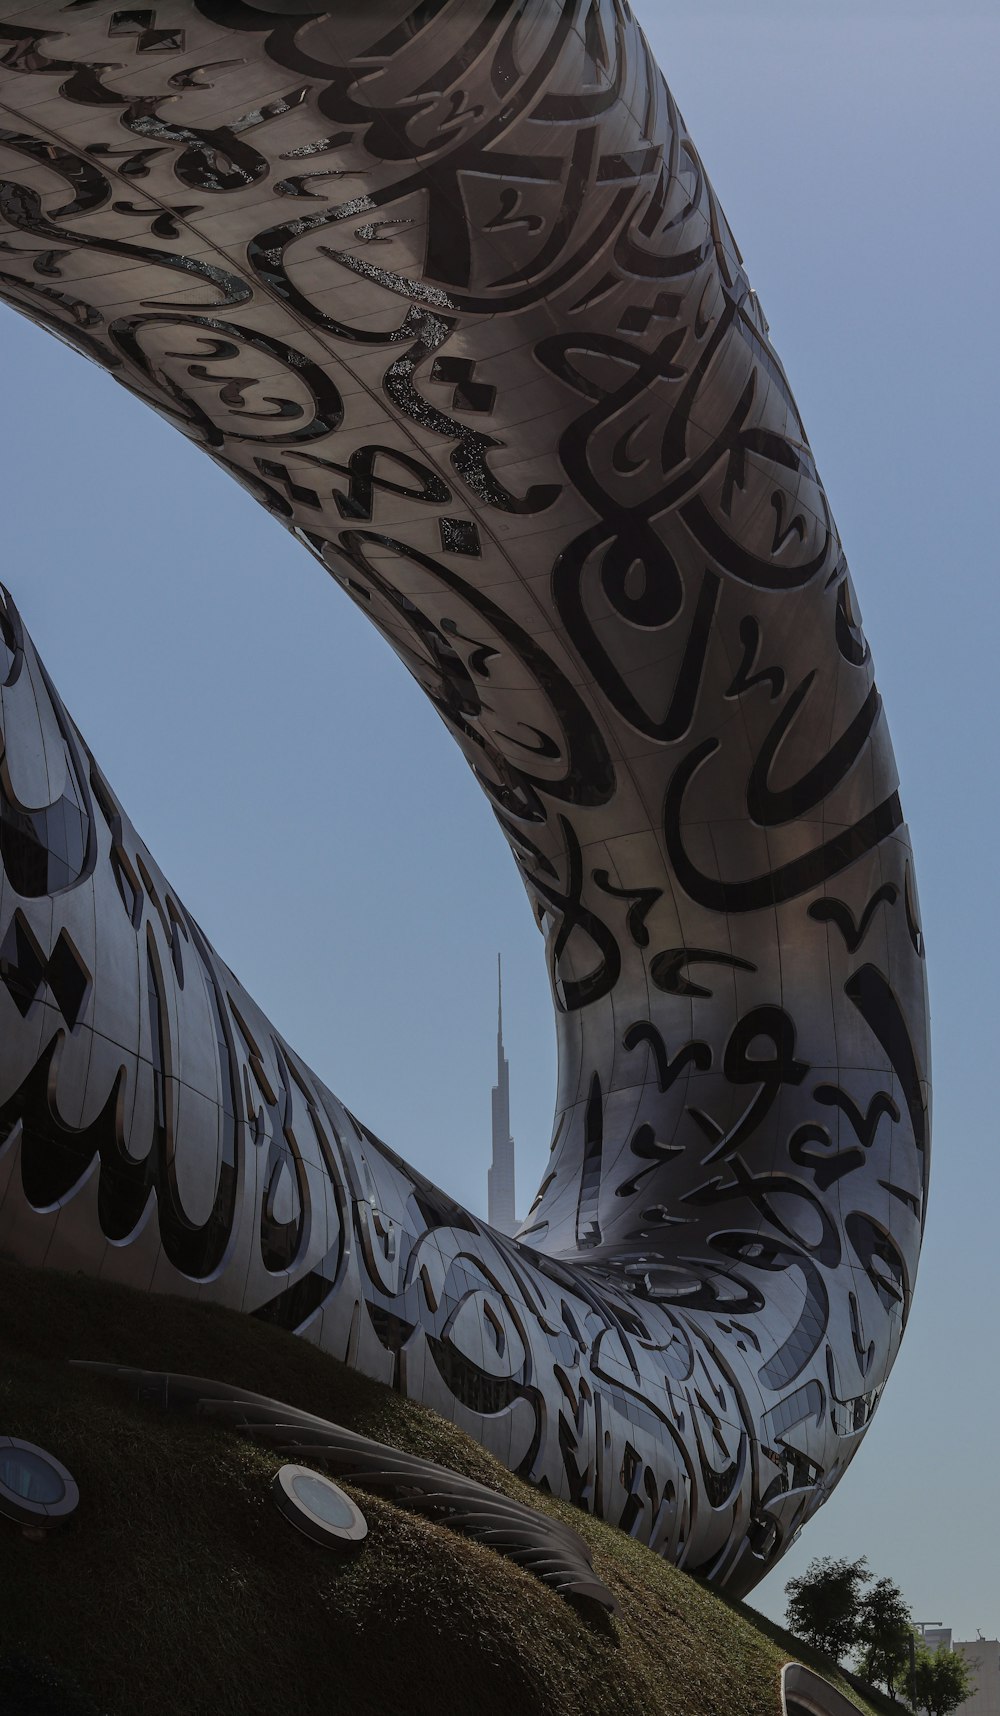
[953,1640,1000,1716]
[0,0,931,1596]
[914,1633,1000,1716]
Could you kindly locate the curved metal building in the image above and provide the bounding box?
[0,0,929,1596]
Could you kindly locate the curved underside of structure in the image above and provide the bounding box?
[0,0,929,1597]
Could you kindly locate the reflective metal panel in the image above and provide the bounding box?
[0,0,929,1597]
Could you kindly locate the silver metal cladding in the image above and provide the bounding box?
[0,0,929,1597]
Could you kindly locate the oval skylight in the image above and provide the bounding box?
[0,1437,79,1534]
[271,1464,368,1555]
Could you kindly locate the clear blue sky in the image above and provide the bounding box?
[1,0,996,1641]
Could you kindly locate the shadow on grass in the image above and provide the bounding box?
[0,1260,895,1716]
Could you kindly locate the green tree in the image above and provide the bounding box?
[854,1576,913,1697]
[783,1556,870,1662]
[913,1642,977,1716]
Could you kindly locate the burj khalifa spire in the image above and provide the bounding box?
[488,956,516,1235]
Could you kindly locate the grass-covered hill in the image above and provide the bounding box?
[0,1259,890,1716]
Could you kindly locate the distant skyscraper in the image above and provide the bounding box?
[488,957,516,1235]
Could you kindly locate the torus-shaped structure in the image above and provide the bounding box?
[0,0,929,1597]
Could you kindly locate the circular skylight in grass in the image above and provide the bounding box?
[0,1438,79,1535]
[271,1465,368,1555]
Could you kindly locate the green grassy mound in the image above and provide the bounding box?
[0,1260,888,1716]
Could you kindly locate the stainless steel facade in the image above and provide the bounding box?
[0,0,930,1597]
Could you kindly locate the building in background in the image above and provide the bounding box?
[919,1627,952,1654]
[954,1639,1000,1716]
[488,957,516,1235]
